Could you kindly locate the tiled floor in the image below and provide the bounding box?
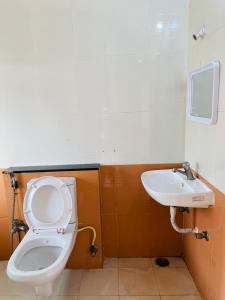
[0,258,202,300]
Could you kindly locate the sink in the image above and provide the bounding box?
[141,169,215,208]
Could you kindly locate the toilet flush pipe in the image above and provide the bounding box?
[170,206,199,234]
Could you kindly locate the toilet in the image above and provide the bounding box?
[7,176,77,297]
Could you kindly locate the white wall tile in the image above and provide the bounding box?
[0,0,188,167]
[73,56,111,113]
[0,0,34,63]
[199,26,225,112]
[189,0,225,38]
[186,1,225,193]
[101,104,185,164]
[31,0,73,62]
[185,120,216,184]
[72,0,116,57]
[213,112,225,192]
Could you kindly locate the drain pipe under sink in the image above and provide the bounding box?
[170,206,199,234]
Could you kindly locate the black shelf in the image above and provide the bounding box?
[3,163,100,174]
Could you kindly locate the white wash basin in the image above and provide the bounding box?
[141,169,215,208]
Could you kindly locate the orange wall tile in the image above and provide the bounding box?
[100,164,183,257]
[183,174,225,300]
[0,218,11,260]
[0,169,11,259]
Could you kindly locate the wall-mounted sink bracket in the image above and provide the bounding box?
[178,207,189,213]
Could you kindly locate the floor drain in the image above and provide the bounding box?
[155,257,170,267]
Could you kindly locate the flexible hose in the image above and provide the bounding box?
[76,226,96,245]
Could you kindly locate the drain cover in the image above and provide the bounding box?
[155,257,170,267]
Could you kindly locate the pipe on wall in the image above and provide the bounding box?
[170,206,198,234]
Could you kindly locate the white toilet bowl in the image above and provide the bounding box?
[7,176,77,297]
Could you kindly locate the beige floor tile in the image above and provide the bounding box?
[104,258,118,269]
[0,271,35,296]
[151,258,186,268]
[119,268,158,295]
[79,269,118,296]
[53,270,83,296]
[0,297,36,300]
[154,268,199,295]
[119,297,160,300]
[38,296,77,300]
[161,297,202,300]
[0,260,8,270]
[38,296,78,300]
[118,258,151,269]
[78,297,119,300]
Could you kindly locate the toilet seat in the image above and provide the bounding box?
[7,224,77,286]
[23,176,73,233]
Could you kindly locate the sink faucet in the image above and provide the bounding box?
[172,162,195,180]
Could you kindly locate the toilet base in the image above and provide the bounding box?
[35,282,53,298]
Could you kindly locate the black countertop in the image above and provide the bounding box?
[3,163,100,174]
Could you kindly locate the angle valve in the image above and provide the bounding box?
[89,244,98,257]
[195,231,209,241]
[11,176,18,189]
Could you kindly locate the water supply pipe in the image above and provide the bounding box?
[76,226,98,256]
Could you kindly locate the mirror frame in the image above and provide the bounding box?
[187,60,220,125]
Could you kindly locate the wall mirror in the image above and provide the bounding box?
[187,60,220,124]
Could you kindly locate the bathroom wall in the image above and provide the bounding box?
[1,163,184,263]
[0,170,10,259]
[0,0,188,167]
[183,176,225,300]
[184,1,225,299]
[185,0,225,194]
[101,164,183,257]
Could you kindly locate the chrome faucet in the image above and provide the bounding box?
[173,162,195,180]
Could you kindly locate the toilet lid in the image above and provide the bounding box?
[23,176,73,232]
